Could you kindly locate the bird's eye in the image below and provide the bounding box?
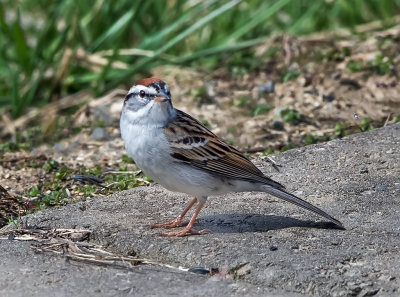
[139,90,146,98]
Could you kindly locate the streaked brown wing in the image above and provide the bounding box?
[165,110,284,189]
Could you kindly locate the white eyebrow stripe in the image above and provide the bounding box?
[128,85,158,96]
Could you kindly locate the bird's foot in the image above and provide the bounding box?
[150,219,189,229]
[159,227,211,237]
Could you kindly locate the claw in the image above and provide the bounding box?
[151,199,208,237]
[150,197,197,230]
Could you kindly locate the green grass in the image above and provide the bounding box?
[1,0,400,118]
[7,216,20,228]
[252,104,272,116]
[282,69,300,82]
[29,160,149,210]
[0,141,30,153]
[280,108,303,125]
[347,55,393,74]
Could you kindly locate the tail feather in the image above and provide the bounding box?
[260,185,343,228]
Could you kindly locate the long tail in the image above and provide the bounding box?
[260,185,344,228]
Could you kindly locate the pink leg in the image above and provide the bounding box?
[151,197,197,229]
[160,200,210,237]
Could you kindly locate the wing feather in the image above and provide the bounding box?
[165,110,284,189]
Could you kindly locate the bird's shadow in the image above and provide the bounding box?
[195,213,343,233]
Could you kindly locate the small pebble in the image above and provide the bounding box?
[68,141,78,152]
[270,246,278,251]
[126,249,137,257]
[376,185,388,191]
[188,267,210,275]
[91,127,109,141]
[258,80,275,94]
[323,94,335,102]
[53,143,67,152]
[271,120,284,131]
[93,106,114,125]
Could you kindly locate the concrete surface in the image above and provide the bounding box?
[0,240,281,297]
[1,123,399,296]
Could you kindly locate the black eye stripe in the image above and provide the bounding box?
[125,93,134,101]
[126,92,157,100]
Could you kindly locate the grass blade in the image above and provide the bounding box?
[225,0,291,43]
[12,7,31,74]
[110,0,241,86]
[89,8,138,51]
[174,37,269,64]
[139,0,217,49]
[156,0,240,55]
[288,1,324,34]
[11,72,20,118]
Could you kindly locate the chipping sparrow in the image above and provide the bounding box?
[120,78,343,237]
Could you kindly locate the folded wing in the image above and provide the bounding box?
[165,110,284,189]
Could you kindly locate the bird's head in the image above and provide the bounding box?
[122,78,175,127]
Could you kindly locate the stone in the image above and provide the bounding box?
[258,80,275,94]
[91,128,109,141]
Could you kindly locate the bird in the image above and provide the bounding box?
[120,78,343,237]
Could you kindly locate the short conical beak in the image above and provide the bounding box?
[154,91,170,103]
[154,95,169,103]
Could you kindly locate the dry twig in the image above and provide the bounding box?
[1,227,188,272]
